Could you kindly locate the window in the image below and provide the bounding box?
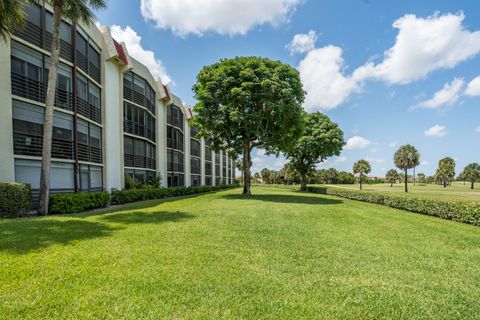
[191,175,201,186]
[124,136,155,170]
[167,126,183,151]
[123,72,155,113]
[191,157,201,175]
[14,3,42,47]
[77,119,102,163]
[11,41,44,102]
[15,159,75,191]
[190,139,201,157]
[167,104,183,128]
[89,83,101,123]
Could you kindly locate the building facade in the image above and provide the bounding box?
[0,2,236,203]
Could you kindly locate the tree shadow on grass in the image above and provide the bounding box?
[0,219,118,255]
[100,211,195,225]
[220,194,343,205]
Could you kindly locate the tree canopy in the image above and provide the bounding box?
[435,157,456,188]
[192,56,305,194]
[286,112,344,191]
[394,144,420,192]
[461,163,479,189]
[353,159,371,190]
[385,169,399,187]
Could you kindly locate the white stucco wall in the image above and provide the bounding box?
[103,61,123,191]
[0,40,15,182]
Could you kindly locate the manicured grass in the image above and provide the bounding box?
[325,182,480,202]
[1,186,480,319]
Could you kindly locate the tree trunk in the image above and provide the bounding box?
[404,169,408,193]
[390,182,393,187]
[242,142,251,195]
[300,172,307,191]
[38,5,62,215]
[443,180,447,188]
[471,181,474,189]
[413,166,416,186]
[359,174,362,190]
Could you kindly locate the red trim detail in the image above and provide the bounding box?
[113,39,128,65]
[163,84,171,101]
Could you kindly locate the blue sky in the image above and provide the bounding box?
[96,0,480,176]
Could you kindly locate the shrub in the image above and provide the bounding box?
[306,186,480,226]
[111,183,240,205]
[49,192,110,214]
[0,182,32,217]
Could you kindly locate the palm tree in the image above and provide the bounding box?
[385,169,399,187]
[353,160,371,190]
[0,0,26,41]
[37,0,107,214]
[394,144,420,193]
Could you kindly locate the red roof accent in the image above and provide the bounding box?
[163,84,171,101]
[113,39,128,65]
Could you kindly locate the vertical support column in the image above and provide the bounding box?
[212,151,216,186]
[200,138,205,185]
[157,101,167,187]
[103,61,123,191]
[0,40,15,182]
[184,119,191,186]
[220,150,224,183]
[225,152,229,184]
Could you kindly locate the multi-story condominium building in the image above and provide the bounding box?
[0,2,235,203]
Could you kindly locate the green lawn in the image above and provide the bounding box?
[324,182,480,202]
[1,186,480,319]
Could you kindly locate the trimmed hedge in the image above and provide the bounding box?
[306,186,480,226]
[49,192,110,214]
[0,182,32,217]
[111,184,240,205]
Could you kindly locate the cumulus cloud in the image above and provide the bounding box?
[111,25,173,84]
[465,76,480,97]
[388,141,398,148]
[416,78,464,109]
[299,46,359,111]
[424,125,447,137]
[140,0,301,36]
[353,12,480,84]
[475,126,480,133]
[344,136,371,150]
[286,30,318,54]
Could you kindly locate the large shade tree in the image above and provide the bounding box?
[37,0,107,214]
[435,157,456,188]
[462,163,479,189]
[353,159,371,190]
[193,56,305,195]
[286,112,345,191]
[385,169,399,187]
[394,144,420,193]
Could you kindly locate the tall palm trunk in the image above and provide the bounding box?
[413,166,416,186]
[38,4,62,215]
[471,181,474,190]
[242,142,251,195]
[359,173,363,190]
[404,169,408,193]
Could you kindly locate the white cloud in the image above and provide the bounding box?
[335,156,347,163]
[111,25,173,84]
[421,161,429,166]
[140,0,301,37]
[286,30,318,54]
[353,12,480,84]
[475,126,480,133]
[344,136,371,150]
[465,76,480,96]
[388,141,398,148]
[366,157,385,164]
[299,46,359,111]
[424,125,447,137]
[417,78,464,109]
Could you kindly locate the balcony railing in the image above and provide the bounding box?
[77,96,101,123]
[13,132,73,159]
[12,73,44,103]
[78,143,102,163]
[14,21,42,48]
[167,138,183,151]
[45,32,72,61]
[124,154,155,170]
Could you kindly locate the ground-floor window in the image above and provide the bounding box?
[168,173,184,187]
[191,174,201,186]
[205,176,212,186]
[124,169,156,187]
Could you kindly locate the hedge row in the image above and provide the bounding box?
[49,192,111,214]
[46,184,240,214]
[111,184,240,204]
[306,186,480,226]
[0,182,32,218]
